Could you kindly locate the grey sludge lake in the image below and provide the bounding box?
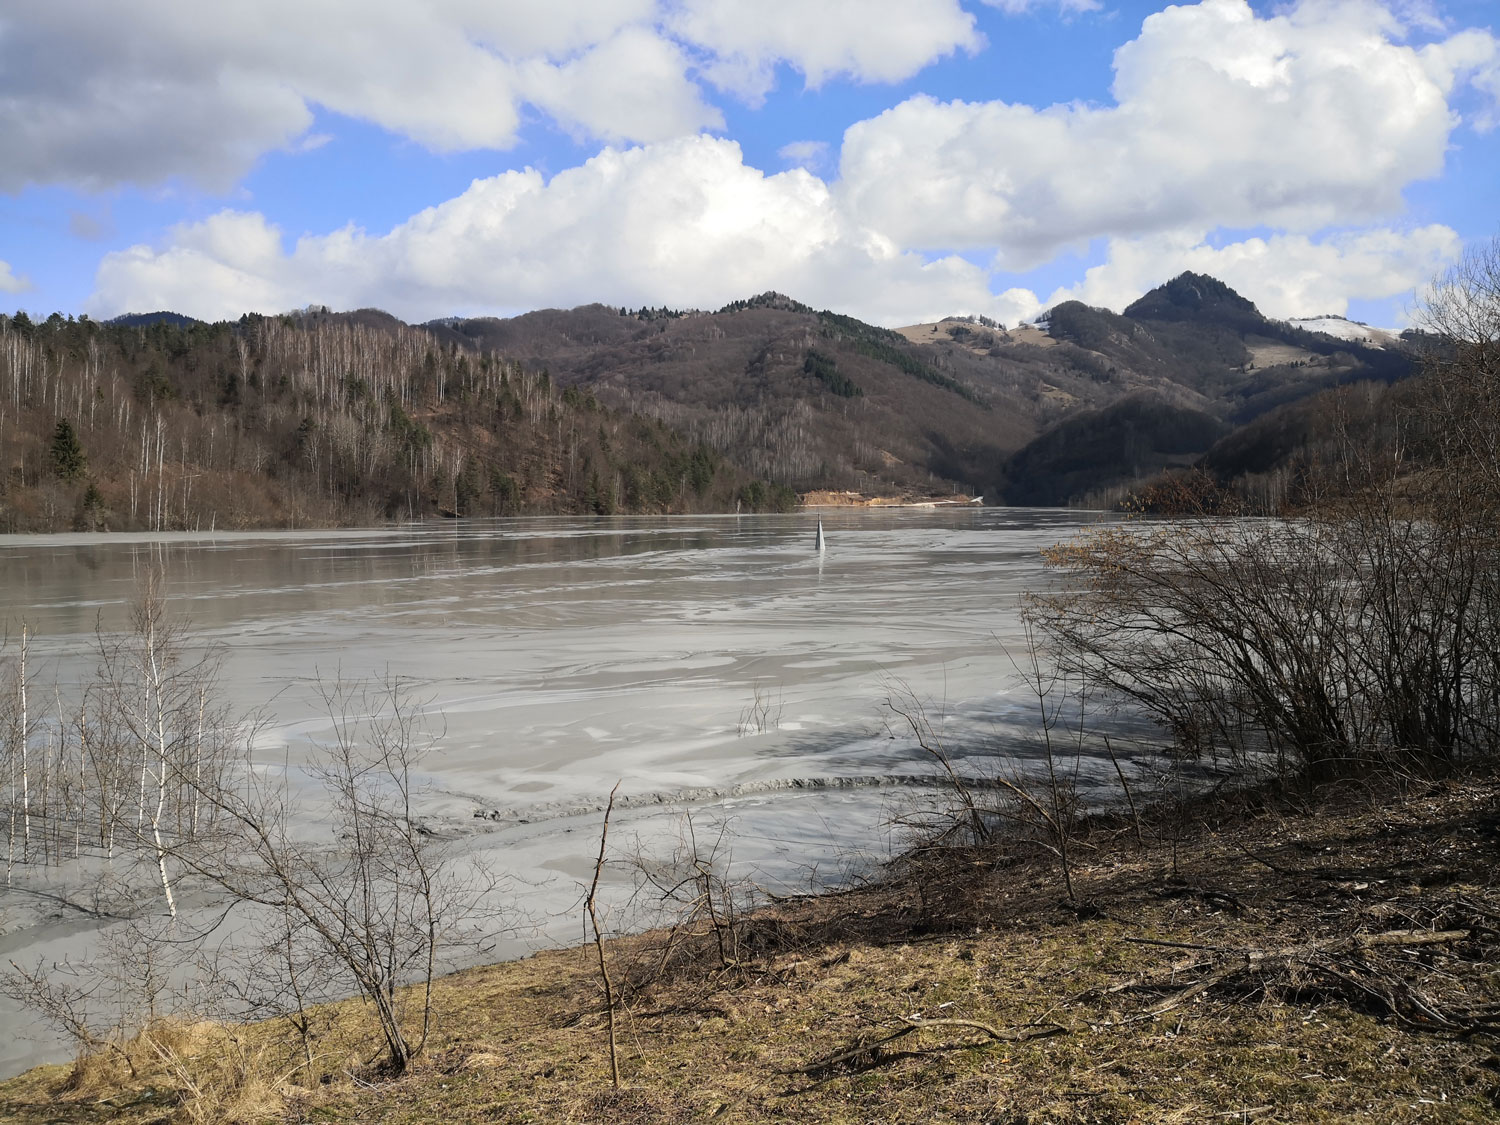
[0,507,1137,1076]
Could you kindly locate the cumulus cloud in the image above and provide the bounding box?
[1424,27,1500,130]
[88,137,998,326]
[838,0,1497,267]
[1039,226,1463,320]
[83,136,1468,329]
[0,2,560,189]
[68,0,1489,328]
[0,0,989,192]
[665,0,981,101]
[0,262,32,295]
[518,26,723,142]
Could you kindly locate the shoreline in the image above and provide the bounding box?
[4,769,1497,1122]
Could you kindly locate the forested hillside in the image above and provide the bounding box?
[0,273,1427,531]
[987,273,1420,505]
[0,310,789,533]
[430,294,1027,500]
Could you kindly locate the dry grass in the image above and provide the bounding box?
[4,773,1500,1123]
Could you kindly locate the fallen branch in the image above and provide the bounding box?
[898,1014,1067,1042]
[1098,926,1489,1034]
[787,1015,1066,1078]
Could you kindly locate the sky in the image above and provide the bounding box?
[0,0,1496,329]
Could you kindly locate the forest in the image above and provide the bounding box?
[0,309,793,534]
[0,271,1428,532]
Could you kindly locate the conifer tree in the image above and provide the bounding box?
[49,419,86,482]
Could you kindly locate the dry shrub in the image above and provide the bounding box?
[1029,408,1500,791]
[138,1020,293,1125]
[55,1048,132,1100]
[139,1017,218,1060]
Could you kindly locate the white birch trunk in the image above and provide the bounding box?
[18,625,28,861]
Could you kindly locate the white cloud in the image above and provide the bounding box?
[88,137,1000,327]
[0,1,712,191]
[1422,27,1500,131]
[981,0,1101,16]
[64,0,1491,329]
[1035,225,1462,320]
[666,0,981,101]
[0,0,987,192]
[450,0,660,58]
[518,26,723,142]
[778,140,831,171]
[837,0,1496,267]
[0,262,32,295]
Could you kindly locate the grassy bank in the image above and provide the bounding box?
[3,774,1499,1124]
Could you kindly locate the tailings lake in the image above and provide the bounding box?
[0,507,1139,1075]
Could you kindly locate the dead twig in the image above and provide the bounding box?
[1097,927,1488,1033]
[786,1014,1066,1080]
[586,781,622,1089]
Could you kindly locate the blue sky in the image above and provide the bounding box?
[1,0,1496,328]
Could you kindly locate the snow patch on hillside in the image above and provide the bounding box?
[1285,315,1401,349]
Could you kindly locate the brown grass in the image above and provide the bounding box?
[4,773,1500,1123]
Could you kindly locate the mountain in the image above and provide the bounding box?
[421,277,1415,507]
[428,296,1025,500]
[991,273,1418,505]
[1122,270,1262,328]
[0,274,1425,530]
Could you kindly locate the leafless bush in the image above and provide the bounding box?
[6,921,311,1123]
[4,918,188,1080]
[7,659,487,1084]
[1029,505,1499,783]
[1027,241,1500,789]
[882,674,1086,902]
[736,682,784,736]
[618,809,763,993]
[176,676,489,1075]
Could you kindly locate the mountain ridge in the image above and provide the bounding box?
[2,273,1422,531]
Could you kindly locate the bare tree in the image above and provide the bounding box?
[1,624,40,882]
[2,584,491,1098]
[1029,241,1500,785]
[177,676,484,1075]
[87,571,231,915]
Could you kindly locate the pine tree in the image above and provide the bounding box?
[50,419,87,482]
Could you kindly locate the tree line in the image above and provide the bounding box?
[0,310,795,533]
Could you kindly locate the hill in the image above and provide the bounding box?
[431,295,1025,500]
[1002,394,1228,507]
[424,277,1418,508]
[991,273,1418,505]
[0,274,1424,529]
[0,310,792,533]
